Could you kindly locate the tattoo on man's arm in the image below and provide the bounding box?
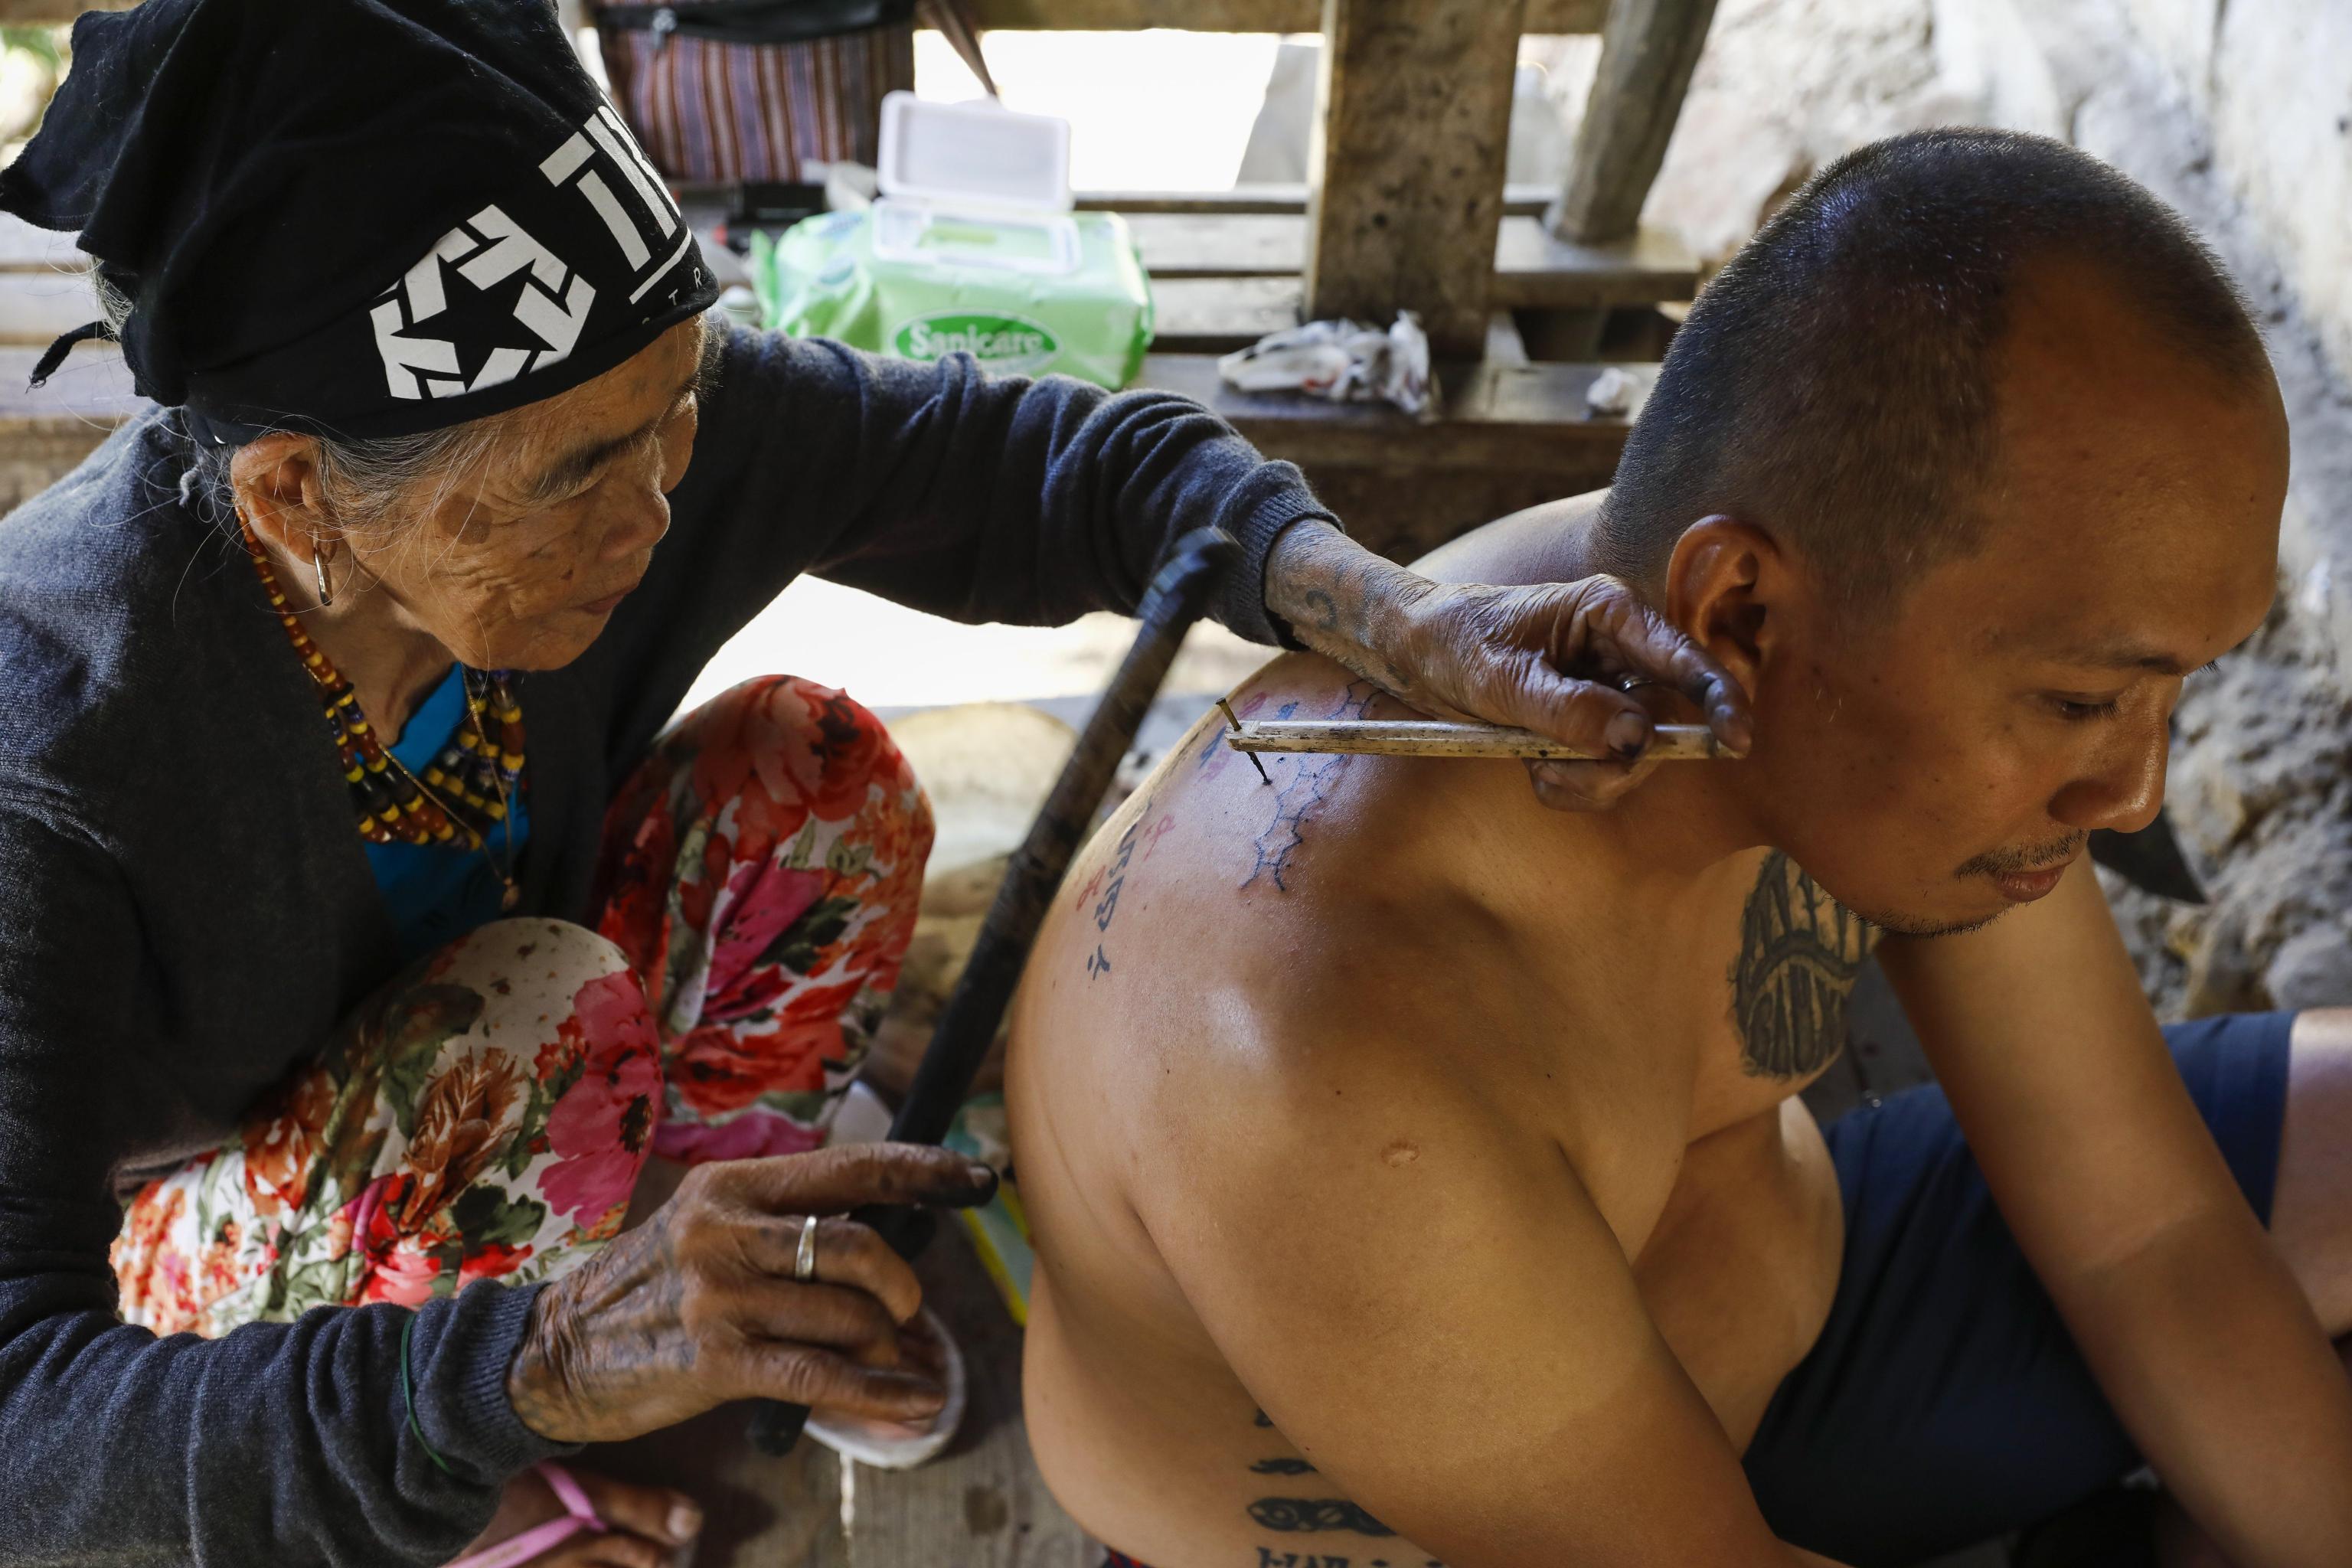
[1250,1554,1445,1568]
[1250,1457,1316,1475]
[1730,851,1877,1079]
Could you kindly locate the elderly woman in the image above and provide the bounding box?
[0,2,1749,1564]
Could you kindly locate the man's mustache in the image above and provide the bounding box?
[1956,833,2086,878]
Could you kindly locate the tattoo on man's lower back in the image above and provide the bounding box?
[1250,1553,1443,1568]
[1248,1498,1396,1536]
[1730,851,1875,1078]
[1242,683,1382,893]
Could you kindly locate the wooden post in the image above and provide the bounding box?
[1548,0,1719,245]
[1302,0,1527,359]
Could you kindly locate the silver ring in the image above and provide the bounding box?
[793,1214,821,1282]
[1615,673,1658,693]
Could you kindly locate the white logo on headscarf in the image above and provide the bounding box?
[538,104,691,301]
[371,103,684,401]
[371,205,595,400]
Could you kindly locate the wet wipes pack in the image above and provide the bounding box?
[752,93,1154,389]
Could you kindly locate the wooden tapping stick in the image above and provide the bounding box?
[1217,697,1273,785]
[1226,718,1733,762]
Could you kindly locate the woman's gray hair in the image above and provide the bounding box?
[96,272,515,539]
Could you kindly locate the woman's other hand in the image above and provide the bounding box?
[1263,524,1753,811]
[450,1468,701,1568]
[505,1143,997,1446]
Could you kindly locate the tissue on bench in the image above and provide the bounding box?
[1216,310,1431,416]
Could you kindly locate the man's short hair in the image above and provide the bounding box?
[1594,129,2271,614]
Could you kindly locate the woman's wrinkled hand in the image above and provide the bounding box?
[504,1143,998,1446]
[1262,521,1753,812]
[1392,574,1753,810]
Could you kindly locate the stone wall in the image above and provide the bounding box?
[1929,0,2352,1014]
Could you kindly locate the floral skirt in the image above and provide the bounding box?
[111,676,933,1334]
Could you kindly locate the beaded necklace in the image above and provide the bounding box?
[238,517,525,910]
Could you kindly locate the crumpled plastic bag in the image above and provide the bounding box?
[1216,309,1432,416]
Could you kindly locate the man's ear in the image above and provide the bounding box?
[1661,515,1788,701]
[227,433,333,567]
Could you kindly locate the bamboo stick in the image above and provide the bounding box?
[1225,717,1730,762]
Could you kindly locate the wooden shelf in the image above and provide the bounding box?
[1129,213,1697,300]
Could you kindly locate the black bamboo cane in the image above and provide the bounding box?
[747,526,1237,1455]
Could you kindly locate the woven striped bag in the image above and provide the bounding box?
[593,0,992,185]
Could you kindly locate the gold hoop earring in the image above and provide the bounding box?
[312,542,335,609]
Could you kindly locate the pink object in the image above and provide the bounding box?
[444,1462,606,1568]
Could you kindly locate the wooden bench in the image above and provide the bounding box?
[1135,352,1650,560]
[1138,216,1697,353]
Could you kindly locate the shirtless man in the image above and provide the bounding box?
[1005,130,2352,1568]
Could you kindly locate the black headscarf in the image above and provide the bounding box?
[1,0,719,445]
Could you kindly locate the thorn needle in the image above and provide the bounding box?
[1217,697,1272,786]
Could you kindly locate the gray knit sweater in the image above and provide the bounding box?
[0,323,1326,1565]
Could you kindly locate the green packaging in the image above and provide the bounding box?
[751,207,1155,390]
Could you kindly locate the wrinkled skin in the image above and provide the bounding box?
[505,1143,998,1445]
[1263,523,1754,810]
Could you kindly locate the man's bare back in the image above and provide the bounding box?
[1008,498,1860,1568]
[1006,132,2352,1568]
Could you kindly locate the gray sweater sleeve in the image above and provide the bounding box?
[616,325,1335,678]
[0,803,571,1566]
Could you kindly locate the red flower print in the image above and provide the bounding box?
[458,1241,533,1288]
[706,860,826,1003]
[541,972,662,1226]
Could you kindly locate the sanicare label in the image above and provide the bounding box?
[893,312,1060,372]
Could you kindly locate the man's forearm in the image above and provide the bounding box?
[2056,1207,2352,1566]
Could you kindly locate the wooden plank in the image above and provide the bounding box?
[1549,0,1721,244]
[1124,214,1304,277]
[1134,351,1647,471]
[1490,218,1697,307]
[0,268,100,347]
[1126,213,1697,306]
[1485,310,1529,367]
[965,0,1604,30]
[0,214,86,273]
[0,340,139,423]
[844,1225,1099,1567]
[1147,276,1300,354]
[1133,351,1648,557]
[1305,0,1528,358]
[1078,184,1557,217]
[683,185,1557,224]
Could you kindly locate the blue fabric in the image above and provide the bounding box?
[362,668,531,962]
[1743,1010,2300,1566]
